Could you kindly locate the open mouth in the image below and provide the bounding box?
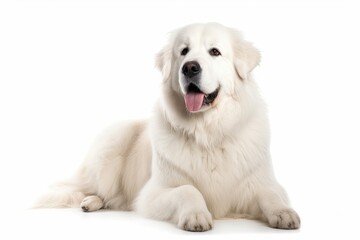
[184,83,220,112]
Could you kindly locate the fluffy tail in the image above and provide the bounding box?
[33,182,86,208]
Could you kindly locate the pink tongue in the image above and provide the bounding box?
[184,92,205,112]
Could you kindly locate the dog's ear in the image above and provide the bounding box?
[233,32,261,80]
[155,43,172,82]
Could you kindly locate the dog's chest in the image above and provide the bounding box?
[186,143,260,217]
[155,126,264,217]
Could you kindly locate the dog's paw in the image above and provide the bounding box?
[268,208,301,229]
[178,211,213,232]
[80,195,104,212]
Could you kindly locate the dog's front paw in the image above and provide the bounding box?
[268,208,301,229]
[178,211,213,232]
[80,195,104,212]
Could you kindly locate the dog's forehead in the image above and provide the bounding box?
[175,23,230,47]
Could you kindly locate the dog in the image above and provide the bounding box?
[36,23,300,232]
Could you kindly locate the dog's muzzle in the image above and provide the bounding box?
[181,61,220,113]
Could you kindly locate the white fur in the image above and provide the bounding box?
[35,23,300,231]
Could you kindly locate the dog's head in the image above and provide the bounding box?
[156,23,260,113]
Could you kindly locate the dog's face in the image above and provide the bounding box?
[157,23,260,113]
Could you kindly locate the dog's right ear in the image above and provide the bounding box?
[155,43,172,82]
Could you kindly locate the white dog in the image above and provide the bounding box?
[36,23,300,232]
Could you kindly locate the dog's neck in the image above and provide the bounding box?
[156,88,252,149]
[155,78,268,149]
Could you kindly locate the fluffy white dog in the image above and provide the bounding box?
[36,23,300,232]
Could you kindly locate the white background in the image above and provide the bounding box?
[1,0,359,239]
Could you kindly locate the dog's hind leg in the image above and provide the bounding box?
[80,195,104,212]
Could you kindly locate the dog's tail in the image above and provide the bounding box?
[33,181,86,208]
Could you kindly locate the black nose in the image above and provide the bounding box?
[182,61,201,78]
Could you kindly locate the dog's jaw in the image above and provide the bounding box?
[183,83,220,113]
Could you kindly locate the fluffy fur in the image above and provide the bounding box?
[36,23,300,231]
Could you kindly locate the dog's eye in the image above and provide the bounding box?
[209,48,221,56]
[181,47,189,56]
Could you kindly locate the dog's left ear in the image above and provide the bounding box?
[233,33,261,80]
[155,43,172,82]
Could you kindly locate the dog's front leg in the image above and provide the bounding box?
[257,185,301,229]
[136,182,213,232]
